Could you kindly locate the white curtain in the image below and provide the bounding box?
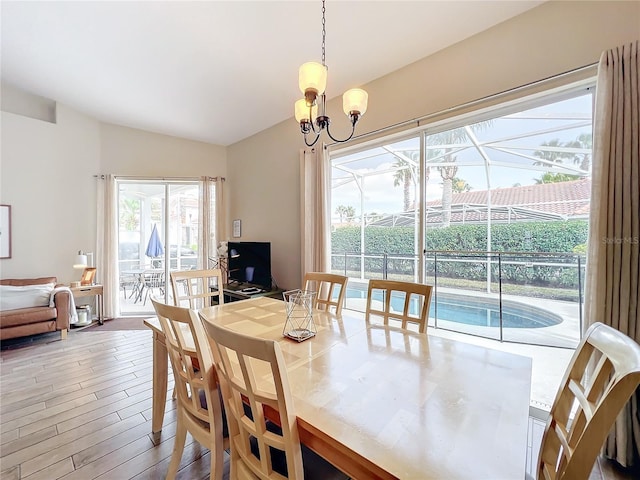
[198,176,225,269]
[585,40,639,468]
[96,174,118,318]
[300,146,330,284]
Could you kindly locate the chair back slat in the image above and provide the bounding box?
[170,268,224,308]
[365,279,433,333]
[537,322,640,480]
[303,272,348,315]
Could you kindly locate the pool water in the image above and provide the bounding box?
[346,287,562,329]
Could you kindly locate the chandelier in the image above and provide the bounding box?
[294,0,368,147]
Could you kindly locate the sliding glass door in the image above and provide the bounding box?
[117,180,201,315]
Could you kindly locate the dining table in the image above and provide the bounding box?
[144,296,532,479]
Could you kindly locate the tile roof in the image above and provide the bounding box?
[371,179,591,227]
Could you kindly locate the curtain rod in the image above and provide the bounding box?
[94,175,226,181]
[328,62,599,147]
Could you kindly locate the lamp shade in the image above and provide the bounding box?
[295,99,318,123]
[74,253,88,269]
[342,88,368,116]
[299,62,327,97]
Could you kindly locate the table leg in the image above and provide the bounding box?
[151,330,168,433]
[98,293,104,325]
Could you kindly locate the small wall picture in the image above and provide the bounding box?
[233,219,241,238]
[0,205,11,259]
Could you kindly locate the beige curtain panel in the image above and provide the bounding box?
[300,146,330,283]
[97,174,118,318]
[585,40,639,468]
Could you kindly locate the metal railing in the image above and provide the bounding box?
[331,250,585,349]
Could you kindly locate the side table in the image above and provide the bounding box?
[70,284,104,325]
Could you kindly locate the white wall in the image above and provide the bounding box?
[0,103,227,283]
[0,104,100,282]
[227,0,640,290]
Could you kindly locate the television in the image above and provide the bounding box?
[227,241,272,290]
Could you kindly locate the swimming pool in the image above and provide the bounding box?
[345,286,562,329]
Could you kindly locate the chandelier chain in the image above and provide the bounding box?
[321,0,326,66]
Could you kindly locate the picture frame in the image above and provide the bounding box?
[232,219,241,238]
[81,267,97,286]
[0,204,11,259]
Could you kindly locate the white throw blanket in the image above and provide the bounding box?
[50,286,78,324]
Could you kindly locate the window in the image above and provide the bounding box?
[329,81,594,349]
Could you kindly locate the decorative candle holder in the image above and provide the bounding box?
[282,289,316,342]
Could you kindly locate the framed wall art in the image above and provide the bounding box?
[0,204,11,259]
[232,219,242,238]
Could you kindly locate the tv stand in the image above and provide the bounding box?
[221,283,285,304]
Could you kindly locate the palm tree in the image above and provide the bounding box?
[534,172,580,184]
[533,134,592,178]
[564,132,592,171]
[430,121,491,227]
[119,198,140,230]
[335,205,356,223]
[451,176,472,193]
[533,139,571,166]
[392,151,419,211]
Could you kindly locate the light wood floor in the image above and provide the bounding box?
[1,329,637,480]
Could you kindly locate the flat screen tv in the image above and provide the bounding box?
[227,241,272,290]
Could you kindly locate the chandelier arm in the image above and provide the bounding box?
[308,103,321,134]
[325,122,357,144]
[304,132,321,147]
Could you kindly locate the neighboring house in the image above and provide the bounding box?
[370,179,591,227]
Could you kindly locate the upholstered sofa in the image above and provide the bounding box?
[0,277,71,340]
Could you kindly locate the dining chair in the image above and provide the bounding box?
[531,322,640,480]
[170,268,224,309]
[365,279,433,333]
[203,319,349,480]
[150,298,228,480]
[303,272,348,315]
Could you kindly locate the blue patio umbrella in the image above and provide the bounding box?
[145,224,164,260]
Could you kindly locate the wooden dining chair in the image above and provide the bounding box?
[532,322,640,480]
[170,268,224,308]
[365,279,433,333]
[203,319,349,480]
[150,298,228,480]
[303,272,348,315]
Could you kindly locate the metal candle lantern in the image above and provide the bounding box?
[282,289,316,342]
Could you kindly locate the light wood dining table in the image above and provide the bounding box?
[144,296,532,480]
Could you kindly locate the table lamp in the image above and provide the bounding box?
[73,250,96,286]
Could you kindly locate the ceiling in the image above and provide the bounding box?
[1,1,545,146]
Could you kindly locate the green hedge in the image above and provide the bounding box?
[331,221,588,288]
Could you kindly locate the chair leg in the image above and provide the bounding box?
[166,412,187,479]
[210,426,224,480]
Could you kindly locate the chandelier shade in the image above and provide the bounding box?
[294,0,368,147]
[343,88,368,116]
[299,62,327,99]
[295,99,318,123]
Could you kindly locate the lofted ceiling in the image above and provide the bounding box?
[1,1,545,146]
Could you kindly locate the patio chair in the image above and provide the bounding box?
[142,270,165,305]
[531,322,640,480]
[365,279,433,333]
[303,272,348,315]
